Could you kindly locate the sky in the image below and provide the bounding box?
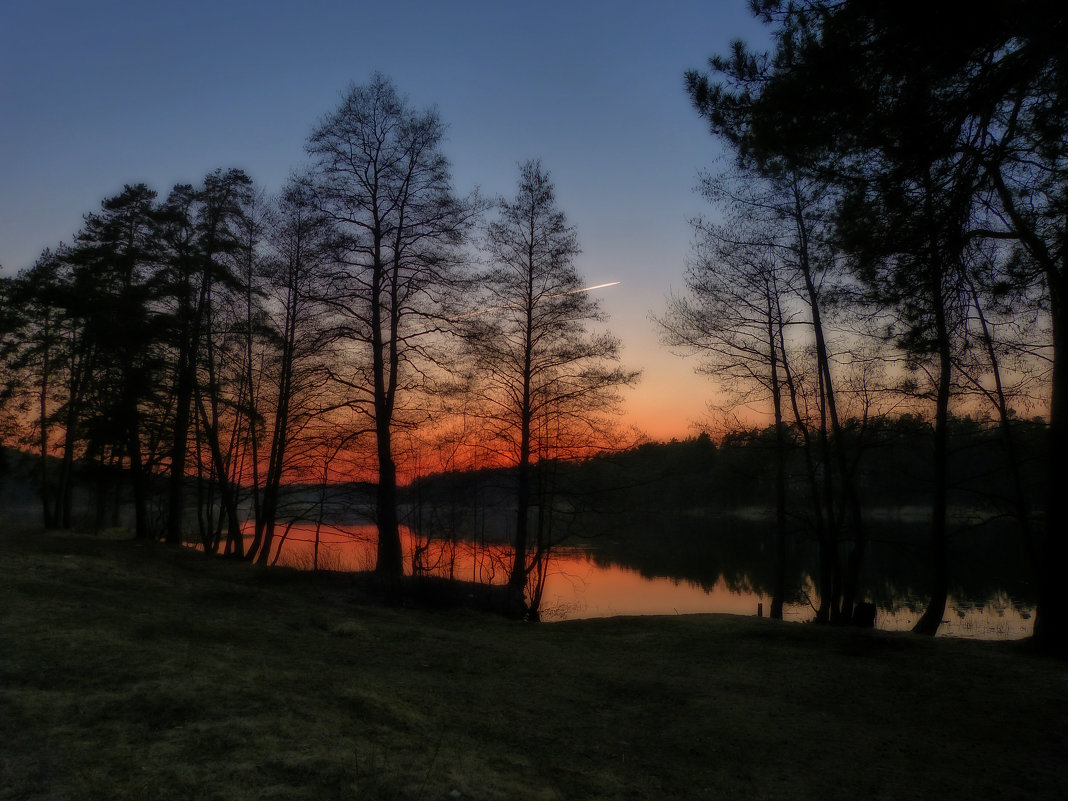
[0,0,773,441]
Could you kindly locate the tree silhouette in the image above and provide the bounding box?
[67,184,165,539]
[245,178,335,565]
[158,169,255,550]
[660,171,800,620]
[2,249,71,526]
[306,74,481,578]
[462,160,637,615]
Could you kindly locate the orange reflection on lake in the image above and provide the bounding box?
[253,521,802,621]
[256,522,1033,638]
[535,554,813,622]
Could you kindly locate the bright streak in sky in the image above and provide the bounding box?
[454,281,622,320]
[549,280,621,298]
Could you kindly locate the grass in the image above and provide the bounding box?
[1,524,1065,801]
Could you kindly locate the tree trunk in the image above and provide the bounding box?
[38,353,56,529]
[510,431,532,608]
[1033,270,1068,652]
[242,238,263,547]
[913,253,952,636]
[166,356,193,545]
[508,254,538,616]
[128,427,151,540]
[252,285,296,565]
[792,179,858,622]
[167,271,204,546]
[375,448,403,576]
[371,310,403,577]
[969,284,1035,562]
[777,298,828,622]
[196,392,243,557]
[767,284,787,620]
[56,428,76,529]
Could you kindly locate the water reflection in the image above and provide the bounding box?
[255,521,1034,640]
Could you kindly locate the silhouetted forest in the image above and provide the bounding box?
[1,2,1064,649]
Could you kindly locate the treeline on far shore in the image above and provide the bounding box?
[412,413,1048,521]
[3,409,1046,535]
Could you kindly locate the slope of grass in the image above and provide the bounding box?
[1,525,1065,801]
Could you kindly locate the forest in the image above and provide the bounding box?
[1,1,1065,652]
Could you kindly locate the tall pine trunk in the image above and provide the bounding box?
[913,202,953,636]
[767,283,787,620]
[1033,272,1068,651]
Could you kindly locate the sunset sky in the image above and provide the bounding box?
[0,1,773,441]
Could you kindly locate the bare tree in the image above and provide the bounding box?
[246,178,334,565]
[462,160,638,616]
[663,165,878,624]
[306,74,481,578]
[949,240,1048,566]
[660,185,797,619]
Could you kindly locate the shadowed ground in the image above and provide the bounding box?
[1,525,1064,800]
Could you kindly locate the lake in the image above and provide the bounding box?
[254,521,1036,640]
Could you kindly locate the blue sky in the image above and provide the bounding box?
[0,0,772,439]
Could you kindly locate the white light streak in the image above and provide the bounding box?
[547,280,621,299]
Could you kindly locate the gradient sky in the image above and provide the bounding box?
[0,0,772,441]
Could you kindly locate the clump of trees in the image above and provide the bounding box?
[0,75,634,617]
[669,0,1062,648]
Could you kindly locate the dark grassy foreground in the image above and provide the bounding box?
[1,527,1065,801]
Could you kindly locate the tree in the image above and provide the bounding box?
[157,182,201,544]
[2,250,71,526]
[463,160,637,616]
[306,74,480,578]
[158,168,254,550]
[966,7,1068,650]
[660,174,796,619]
[245,178,334,565]
[685,0,1067,646]
[837,155,979,635]
[66,184,166,539]
[662,162,878,624]
[954,262,1046,566]
[0,275,14,474]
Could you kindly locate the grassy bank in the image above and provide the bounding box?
[1,526,1064,801]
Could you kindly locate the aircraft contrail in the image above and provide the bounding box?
[548,281,621,299]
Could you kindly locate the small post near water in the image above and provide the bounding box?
[757,602,763,617]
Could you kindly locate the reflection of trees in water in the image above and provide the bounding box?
[405,506,1037,616]
[581,511,805,600]
[581,511,1036,612]
[856,517,1036,610]
[404,428,1041,616]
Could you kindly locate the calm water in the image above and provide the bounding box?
[256,522,1035,640]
